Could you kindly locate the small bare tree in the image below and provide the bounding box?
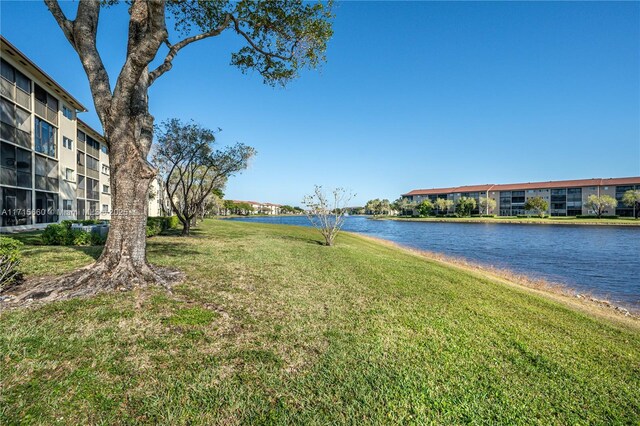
[303,186,354,246]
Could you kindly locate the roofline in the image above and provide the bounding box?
[77,118,105,142]
[403,177,640,196]
[1,35,88,112]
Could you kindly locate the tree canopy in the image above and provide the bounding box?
[153,118,255,235]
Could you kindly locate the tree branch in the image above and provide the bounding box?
[44,0,113,123]
[43,0,73,42]
[149,14,232,86]
[229,15,293,62]
[112,0,167,113]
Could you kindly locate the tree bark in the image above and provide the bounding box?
[181,220,191,236]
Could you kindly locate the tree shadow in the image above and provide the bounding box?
[24,245,103,260]
[279,235,325,246]
[157,227,207,238]
[147,241,203,257]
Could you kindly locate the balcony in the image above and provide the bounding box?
[0,78,30,110]
[86,167,99,180]
[0,122,30,148]
[35,174,59,192]
[34,99,58,125]
[86,144,99,159]
[86,189,99,200]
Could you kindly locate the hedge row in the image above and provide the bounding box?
[42,224,107,246]
[146,216,180,237]
[40,216,179,246]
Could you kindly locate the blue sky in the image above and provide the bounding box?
[1,1,639,206]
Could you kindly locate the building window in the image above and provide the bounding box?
[34,84,58,112]
[0,142,32,188]
[65,168,74,181]
[86,155,99,172]
[101,144,108,154]
[101,164,109,175]
[77,175,85,198]
[35,191,58,224]
[88,200,99,219]
[63,136,73,150]
[102,184,109,194]
[34,117,57,158]
[35,155,58,192]
[77,151,84,166]
[86,177,99,200]
[0,186,32,226]
[102,204,109,213]
[1,59,31,109]
[0,99,31,148]
[62,106,74,120]
[86,135,100,153]
[63,199,72,212]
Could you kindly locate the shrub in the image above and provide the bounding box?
[42,224,69,245]
[146,216,180,237]
[90,232,107,245]
[68,229,92,246]
[60,220,74,229]
[146,220,163,237]
[42,223,105,246]
[166,216,180,229]
[0,236,23,289]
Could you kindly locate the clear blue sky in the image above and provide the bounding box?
[1,1,639,206]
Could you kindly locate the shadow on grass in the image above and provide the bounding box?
[280,234,325,246]
[147,241,203,257]
[2,231,45,245]
[157,227,208,238]
[24,245,103,260]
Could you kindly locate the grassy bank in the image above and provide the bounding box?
[377,215,640,226]
[1,220,639,424]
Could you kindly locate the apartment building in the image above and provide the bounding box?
[225,200,282,215]
[402,177,640,217]
[0,36,112,232]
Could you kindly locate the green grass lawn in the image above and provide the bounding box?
[1,219,639,424]
[378,215,640,226]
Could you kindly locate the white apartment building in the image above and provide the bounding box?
[0,36,174,233]
[0,36,114,231]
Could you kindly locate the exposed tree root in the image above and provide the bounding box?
[0,261,184,310]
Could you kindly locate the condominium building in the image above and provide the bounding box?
[0,36,113,232]
[402,177,640,217]
[0,36,175,233]
[0,36,111,232]
[224,200,282,215]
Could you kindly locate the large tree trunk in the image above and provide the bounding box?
[93,117,157,284]
[6,100,181,307]
[182,219,191,236]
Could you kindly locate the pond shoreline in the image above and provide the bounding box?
[228,216,640,311]
[354,232,638,318]
[373,216,640,226]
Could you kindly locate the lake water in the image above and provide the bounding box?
[229,215,640,311]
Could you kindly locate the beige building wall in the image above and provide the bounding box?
[58,102,77,222]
